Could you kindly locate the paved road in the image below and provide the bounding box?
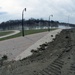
[15,29,62,60]
[0,29,62,61]
[0,31,49,61]
[0,30,20,39]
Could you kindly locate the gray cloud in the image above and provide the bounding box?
[0,7,2,9]
[0,0,75,23]
[0,12,7,15]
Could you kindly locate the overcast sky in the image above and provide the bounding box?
[0,0,75,24]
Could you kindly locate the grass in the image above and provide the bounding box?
[0,29,56,41]
[0,31,14,36]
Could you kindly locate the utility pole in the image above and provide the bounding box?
[48,15,53,31]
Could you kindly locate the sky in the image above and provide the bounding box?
[0,0,75,24]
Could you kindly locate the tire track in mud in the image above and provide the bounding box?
[36,29,73,75]
[38,59,64,75]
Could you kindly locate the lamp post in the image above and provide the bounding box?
[22,8,26,37]
[48,15,53,31]
[68,15,70,29]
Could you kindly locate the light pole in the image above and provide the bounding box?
[68,15,70,29]
[48,15,53,31]
[22,8,26,37]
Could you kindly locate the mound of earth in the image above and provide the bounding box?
[0,29,75,75]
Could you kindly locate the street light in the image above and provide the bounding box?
[48,15,53,31]
[22,8,26,37]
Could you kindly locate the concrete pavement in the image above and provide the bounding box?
[0,31,49,61]
[15,29,62,60]
[0,29,62,61]
[0,30,20,39]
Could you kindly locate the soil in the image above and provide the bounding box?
[0,28,75,75]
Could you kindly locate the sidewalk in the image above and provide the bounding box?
[0,31,49,61]
[0,29,62,61]
[15,29,62,60]
[0,30,20,39]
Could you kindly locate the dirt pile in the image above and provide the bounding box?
[0,29,75,75]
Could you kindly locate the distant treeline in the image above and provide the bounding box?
[59,22,75,28]
[0,18,75,30]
